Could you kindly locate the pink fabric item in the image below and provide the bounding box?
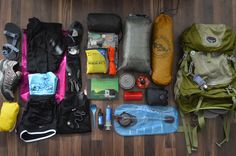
[55,55,66,102]
[19,32,30,102]
[20,32,66,103]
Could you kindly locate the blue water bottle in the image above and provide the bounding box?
[105,105,112,130]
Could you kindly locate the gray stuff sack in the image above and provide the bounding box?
[119,14,152,73]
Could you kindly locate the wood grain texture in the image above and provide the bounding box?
[0,0,236,156]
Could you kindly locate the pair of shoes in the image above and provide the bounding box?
[0,59,21,101]
[2,23,21,61]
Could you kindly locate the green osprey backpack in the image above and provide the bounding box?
[174,24,236,154]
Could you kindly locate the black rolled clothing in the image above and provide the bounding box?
[26,17,65,73]
[16,95,57,142]
[57,92,91,134]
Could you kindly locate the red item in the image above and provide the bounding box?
[136,75,150,89]
[108,46,116,75]
[124,91,143,101]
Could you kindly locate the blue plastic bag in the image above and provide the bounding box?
[114,104,178,136]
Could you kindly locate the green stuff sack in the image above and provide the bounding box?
[174,24,236,154]
[151,14,174,85]
[86,48,108,74]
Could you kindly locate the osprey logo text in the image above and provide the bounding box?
[206,36,217,43]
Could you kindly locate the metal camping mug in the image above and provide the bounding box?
[123,91,143,101]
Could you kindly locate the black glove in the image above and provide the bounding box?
[66,53,82,94]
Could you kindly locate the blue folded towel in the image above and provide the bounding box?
[28,72,58,95]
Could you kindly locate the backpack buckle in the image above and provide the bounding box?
[227,56,236,62]
[226,85,236,94]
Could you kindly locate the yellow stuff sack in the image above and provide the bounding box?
[86,48,108,74]
[151,14,174,85]
[0,102,19,132]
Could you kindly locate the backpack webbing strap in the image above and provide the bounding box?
[207,53,211,63]
[179,110,199,154]
[216,114,231,147]
[192,126,198,149]
[197,111,205,129]
[216,93,236,147]
[179,110,192,154]
[195,96,205,129]
[178,97,206,154]
[191,97,205,150]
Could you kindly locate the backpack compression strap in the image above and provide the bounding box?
[216,87,236,147]
[178,96,208,154]
[178,110,199,154]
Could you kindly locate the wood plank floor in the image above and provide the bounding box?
[0,0,236,156]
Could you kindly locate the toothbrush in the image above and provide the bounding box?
[90,104,97,129]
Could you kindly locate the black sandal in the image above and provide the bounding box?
[2,23,21,61]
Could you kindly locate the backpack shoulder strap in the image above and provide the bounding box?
[216,93,236,147]
[178,109,199,154]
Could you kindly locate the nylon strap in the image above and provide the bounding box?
[184,54,189,73]
[207,53,211,63]
[216,91,236,147]
[195,97,205,129]
[177,126,184,132]
[3,30,19,46]
[3,30,17,38]
[187,61,194,76]
[196,96,203,112]
[216,114,230,147]
[197,111,205,129]
[3,43,19,53]
[180,110,192,154]
[186,119,193,146]
[186,120,198,151]
[192,126,198,149]
[178,112,199,153]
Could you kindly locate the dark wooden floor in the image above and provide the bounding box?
[1,0,236,156]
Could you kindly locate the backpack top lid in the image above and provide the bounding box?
[182,24,236,54]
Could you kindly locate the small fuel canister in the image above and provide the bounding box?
[124,91,143,101]
[192,75,208,90]
[98,109,104,130]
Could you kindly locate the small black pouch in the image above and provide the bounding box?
[57,92,91,134]
[145,88,168,106]
[87,13,122,34]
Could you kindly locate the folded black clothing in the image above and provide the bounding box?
[145,88,168,106]
[87,13,122,34]
[57,92,91,134]
[26,17,65,73]
[65,53,82,95]
[16,95,57,142]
